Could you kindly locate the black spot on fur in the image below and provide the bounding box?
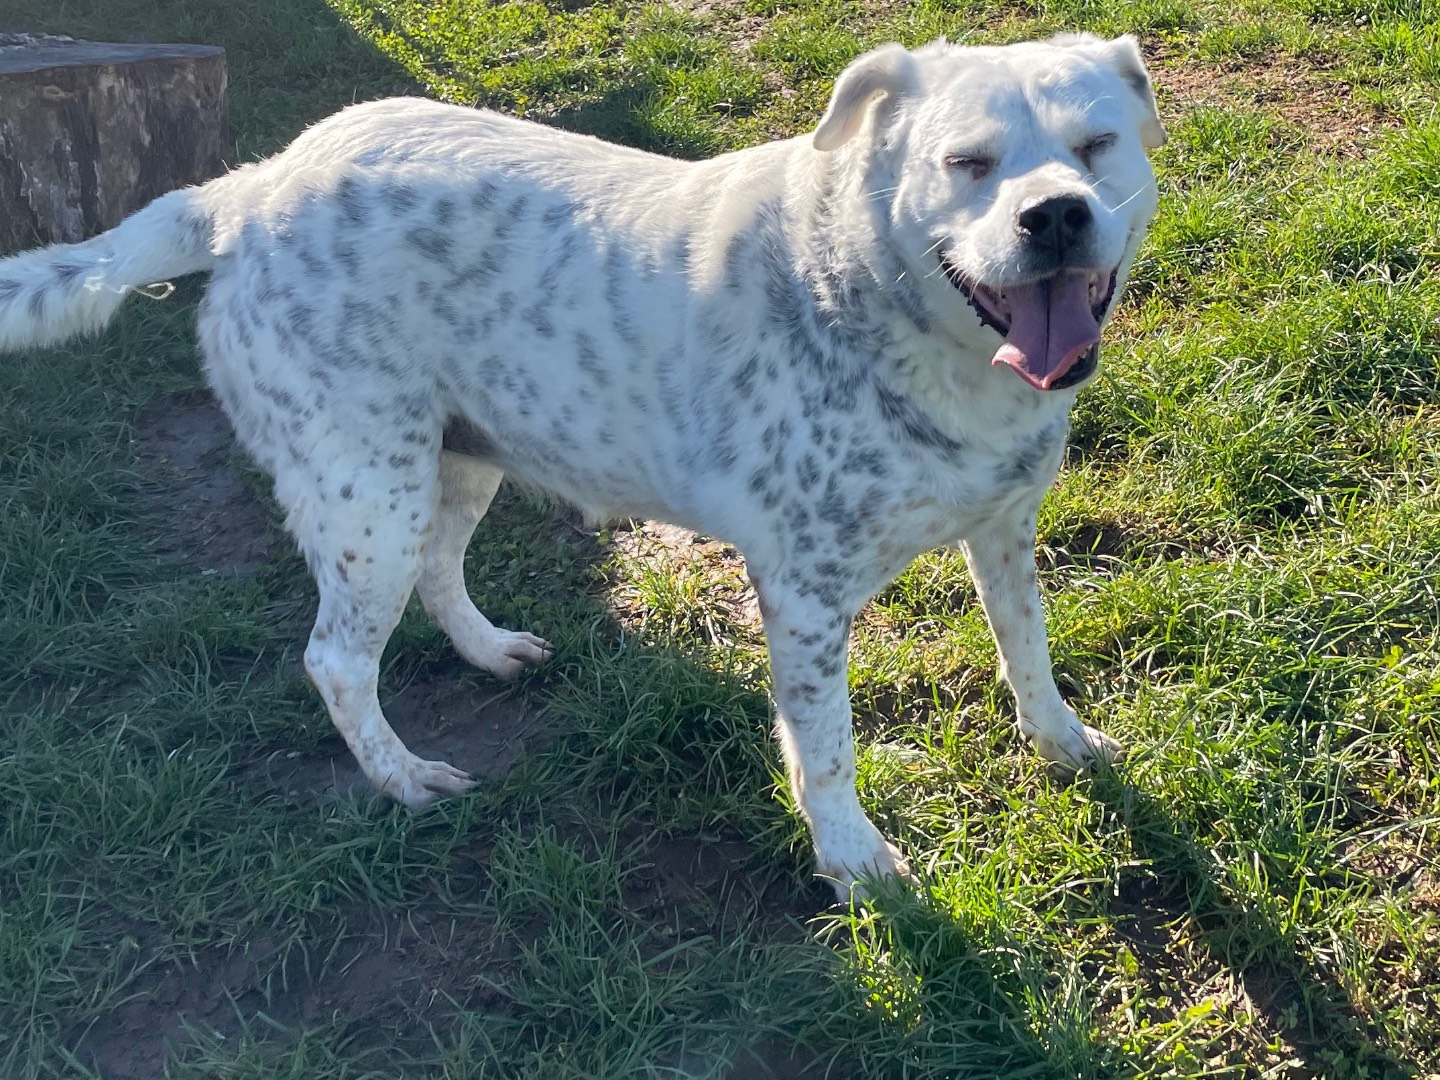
[336,177,368,225]
[259,383,302,413]
[575,332,611,387]
[541,201,576,229]
[458,248,503,290]
[297,246,329,278]
[797,454,821,492]
[524,302,555,336]
[332,240,361,273]
[407,227,454,263]
[471,181,498,213]
[790,681,821,704]
[723,231,752,292]
[493,195,530,240]
[383,184,419,213]
[1000,422,1066,486]
[875,383,967,458]
[841,447,888,477]
[731,353,760,398]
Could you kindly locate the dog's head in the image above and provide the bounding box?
[813,34,1165,392]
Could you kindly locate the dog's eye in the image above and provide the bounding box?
[944,153,993,179]
[1078,133,1118,166]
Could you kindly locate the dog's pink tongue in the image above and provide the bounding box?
[992,273,1099,390]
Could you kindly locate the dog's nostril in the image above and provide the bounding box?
[1017,195,1093,250]
[1017,205,1053,237]
[1062,203,1093,232]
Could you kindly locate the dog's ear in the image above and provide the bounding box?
[1106,35,1166,149]
[813,43,920,152]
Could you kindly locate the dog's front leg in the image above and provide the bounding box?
[962,501,1121,768]
[753,576,910,898]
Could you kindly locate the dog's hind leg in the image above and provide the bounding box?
[415,451,552,678]
[288,452,475,808]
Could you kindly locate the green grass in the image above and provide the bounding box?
[2,0,1438,1076]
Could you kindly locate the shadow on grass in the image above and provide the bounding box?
[845,879,1116,1078]
[1092,775,1419,1079]
[33,361,1117,1076]
[547,82,667,150]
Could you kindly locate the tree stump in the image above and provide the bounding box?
[0,33,227,255]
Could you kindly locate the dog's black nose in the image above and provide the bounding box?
[1017,195,1093,256]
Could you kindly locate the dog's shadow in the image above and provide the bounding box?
[437,493,1122,1074]
[121,385,1422,1075]
[1088,772,1417,1079]
[842,766,1421,1078]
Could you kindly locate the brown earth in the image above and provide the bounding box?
[1151,47,1401,158]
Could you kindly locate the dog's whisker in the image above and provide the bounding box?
[1105,179,1154,213]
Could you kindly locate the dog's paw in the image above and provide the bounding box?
[815,824,915,903]
[468,628,554,679]
[1024,715,1123,771]
[381,755,477,808]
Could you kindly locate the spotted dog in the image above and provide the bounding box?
[0,33,1165,895]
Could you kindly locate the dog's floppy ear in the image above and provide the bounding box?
[1106,34,1166,149]
[813,43,920,152]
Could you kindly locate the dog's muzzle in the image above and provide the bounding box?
[940,255,1116,391]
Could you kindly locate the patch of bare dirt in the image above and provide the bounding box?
[1150,48,1401,158]
[1039,519,1226,579]
[608,519,763,637]
[620,825,834,926]
[67,806,835,1078]
[132,388,276,579]
[250,672,552,806]
[66,901,511,1079]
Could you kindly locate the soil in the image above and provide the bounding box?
[251,673,551,806]
[88,388,839,1078]
[1151,48,1401,158]
[131,387,276,579]
[608,519,763,634]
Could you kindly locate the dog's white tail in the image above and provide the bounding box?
[0,188,216,352]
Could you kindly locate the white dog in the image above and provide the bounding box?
[0,33,1164,894]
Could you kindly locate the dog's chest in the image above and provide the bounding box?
[739,401,1068,597]
[880,420,1066,546]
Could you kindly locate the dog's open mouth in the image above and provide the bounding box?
[941,256,1118,391]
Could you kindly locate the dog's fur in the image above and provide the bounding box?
[0,33,1164,894]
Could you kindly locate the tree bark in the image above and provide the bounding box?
[0,34,227,255]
